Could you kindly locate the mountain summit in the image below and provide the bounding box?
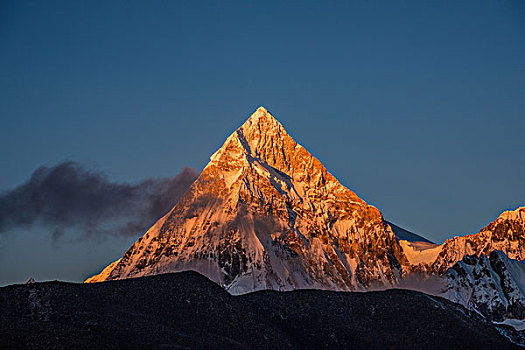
[87,107,408,293]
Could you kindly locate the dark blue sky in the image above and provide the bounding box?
[1,0,524,284]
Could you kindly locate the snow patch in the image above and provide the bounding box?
[399,240,442,265]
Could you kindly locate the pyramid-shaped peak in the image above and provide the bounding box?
[252,106,272,120]
[208,106,299,170]
[240,106,287,136]
[256,106,269,114]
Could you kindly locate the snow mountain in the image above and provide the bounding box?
[86,106,525,330]
[87,107,409,293]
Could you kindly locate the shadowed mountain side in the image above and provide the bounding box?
[386,220,434,243]
[0,272,519,349]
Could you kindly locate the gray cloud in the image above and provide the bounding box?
[0,162,198,239]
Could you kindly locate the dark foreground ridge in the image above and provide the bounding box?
[0,272,520,349]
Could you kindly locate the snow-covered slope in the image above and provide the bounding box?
[399,240,442,267]
[84,259,121,283]
[87,107,408,293]
[441,250,525,323]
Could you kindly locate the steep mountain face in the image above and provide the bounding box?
[432,207,525,274]
[87,107,408,293]
[441,250,525,323]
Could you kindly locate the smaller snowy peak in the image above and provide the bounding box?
[429,205,525,273]
[476,205,525,248]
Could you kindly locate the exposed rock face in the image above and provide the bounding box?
[87,107,408,293]
[442,250,525,323]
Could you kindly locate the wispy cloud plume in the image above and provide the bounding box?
[0,162,198,239]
